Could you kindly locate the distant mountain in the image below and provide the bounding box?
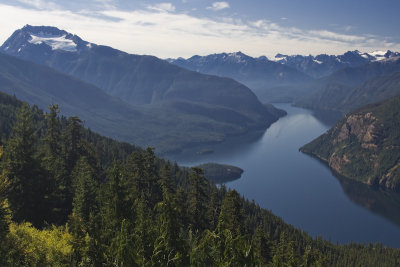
[0,25,284,154]
[1,26,267,110]
[273,50,400,78]
[295,58,400,114]
[300,96,400,191]
[167,52,313,102]
[0,52,144,141]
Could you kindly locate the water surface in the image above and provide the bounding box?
[174,104,400,247]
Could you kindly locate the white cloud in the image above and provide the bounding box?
[15,0,59,10]
[207,2,230,11]
[147,3,175,12]
[0,3,398,59]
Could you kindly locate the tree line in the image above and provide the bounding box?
[0,96,399,266]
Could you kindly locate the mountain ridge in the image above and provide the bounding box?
[167,51,313,102]
[0,25,284,155]
[294,58,400,114]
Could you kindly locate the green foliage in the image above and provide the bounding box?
[188,167,209,232]
[1,103,49,227]
[6,222,73,266]
[197,162,244,184]
[301,95,400,190]
[0,96,399,266]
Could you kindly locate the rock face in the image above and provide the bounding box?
[300,96,400,191]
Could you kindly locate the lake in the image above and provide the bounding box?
[172,103,400,247]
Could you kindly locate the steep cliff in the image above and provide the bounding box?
[301,96,400,190]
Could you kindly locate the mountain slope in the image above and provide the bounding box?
[0,52,284,155]
[294,58,400,113]
[1,25,270,116]
[1,91,400,266]
[300,96,400,190]
[0,26,286,154]
[168,51,313,102]
[273,50,400,78]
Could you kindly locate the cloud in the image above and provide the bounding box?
[207,2,230,11]
[147,3,175,12]
[0,3,399,59]
[15,0,59,10]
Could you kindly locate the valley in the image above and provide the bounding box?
[0,14,400,264]
[174,104,400,247]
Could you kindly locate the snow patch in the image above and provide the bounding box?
[28,33,77,52]
[228,52,245,63]
[367,50,388,61]
[313,59,323,64]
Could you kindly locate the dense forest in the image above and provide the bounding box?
[1,91,400,266]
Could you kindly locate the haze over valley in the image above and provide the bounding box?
[1,1,400,265]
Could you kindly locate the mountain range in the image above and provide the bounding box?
[168,52,312,102]
[168,50,400,103]
[273,50,400,78]
[294,57,400,114]
[0,25,283,155]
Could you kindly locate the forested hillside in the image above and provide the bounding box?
[0,92,400,266]
[301,96,400,191]
[0,51,285,155]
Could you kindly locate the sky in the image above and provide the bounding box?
[0,0,400,59]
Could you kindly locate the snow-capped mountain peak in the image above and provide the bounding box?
[0,25,93,56]
[28,33,77,52]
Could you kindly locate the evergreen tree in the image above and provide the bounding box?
[143,147,161,207]
[42,104,69,224]
[113,219,139,266]
[188,167,208,232]
[2,103,48,227]
[71,156,98,225]
[134,195,155,265]
[217,189,244,235]
[63,116,83,173]
[152,164,186,266]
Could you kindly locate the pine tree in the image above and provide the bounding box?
[63,116,83,173]
[42,104,69,224]
[143,147,161,207]
[2,103,48,227]
[152,164,185,266]
[188,167,209,232]
[134,195,155,265]
[71,156,98,225]
[217,189,244,235]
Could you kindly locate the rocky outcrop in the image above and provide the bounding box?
[300,96,400,191]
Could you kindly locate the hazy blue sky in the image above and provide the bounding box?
[0,0,399,58]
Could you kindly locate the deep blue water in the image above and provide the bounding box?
[173,104,400,247]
